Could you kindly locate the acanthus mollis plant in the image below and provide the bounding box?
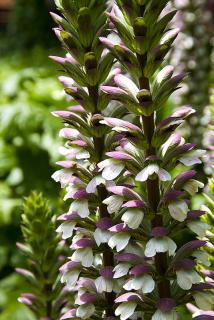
[16,192,66,320]
[51,0,213,320]
[50,0,125,319]
[97,1,214,319]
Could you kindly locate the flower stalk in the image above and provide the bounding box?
[51,0,213,319]
[16,192,66,320]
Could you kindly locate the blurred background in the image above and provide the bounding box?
[0,0,213,319]
[0,1,68,318]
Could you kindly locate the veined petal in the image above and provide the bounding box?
[69,200,89,218]
[136,164,159,182]
[168,200,188,222]
[115,302,137,320]
[95,276,113,293]
[145,237,176,257]
[158,169,171,182]
[187,221,210,237]
[94,229,111,246]
[113,263,131,279]
[72,248,93,267]
[56,221,76,239]
[51,169,73,188]
[194,292,214,311]
[103,195,124,214]
[86,175,106,194]
[61,269,80,288]
[152,309,178,320]
[76,304,95,319]
[121,209,144,229]
[176,270,201,290]
[108,233,130,252]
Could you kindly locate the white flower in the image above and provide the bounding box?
[192,250,211,267]
[108,233,130,252]
[113,263,132,279]
[76,304,95,319]
[56,221,76,239]
[122,209,144,229]
[187,221,210,237]
[176,269,201,290]
[168,200,188,222]
[144,237,177,257]
[63,185,80,201]
[136,164,171,182]
[86,175,106,194]
[51,169,73,188]
[179,150,206,166]
[98,159,125,180]
[95,276,114,293]
[152,309,178,320]
[72,248,93,267]
[103,195,123,214]
[183,179,204,196]
[94,228,111,246]
[123,274,155,294]
[69,200,89,218]
[115,302,137,320]
[194,292,214,311]
[61,269,80,288]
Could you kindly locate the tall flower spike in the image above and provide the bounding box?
[16,192,66,320]
[51,1,125,318]
[100,1,212,319]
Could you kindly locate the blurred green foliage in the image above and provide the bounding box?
[7,0,56,51]
[0,47,67,319]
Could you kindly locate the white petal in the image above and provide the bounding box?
[166,237,177,256]
[176,270,201,290]
[115,302,137,320]
[95,276,113,293]
[136,164,159,182]
[69,200,89,218]
[72,248,93,267]
[144,239,156,257]
[61,270,80,287]
[192,250,211,267]
[76,150,90,160]
[51,169,72,188]
[140,274,155,294]
[108,234,130,252]
[76,304,95,319]
[114,263,131,279]
[86,176,105,194]
[144,237,176,257]
[103,195,123,214]
[168,200,188,222]
[102,162,125,180]
[183,179,204,196]
[194,292,214,311]
[122,209,144,229]
[187,221,210,237]
[94,229,111,246]
[158,169,171,182]
[152,310,178,320]
[56,221,75,239]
